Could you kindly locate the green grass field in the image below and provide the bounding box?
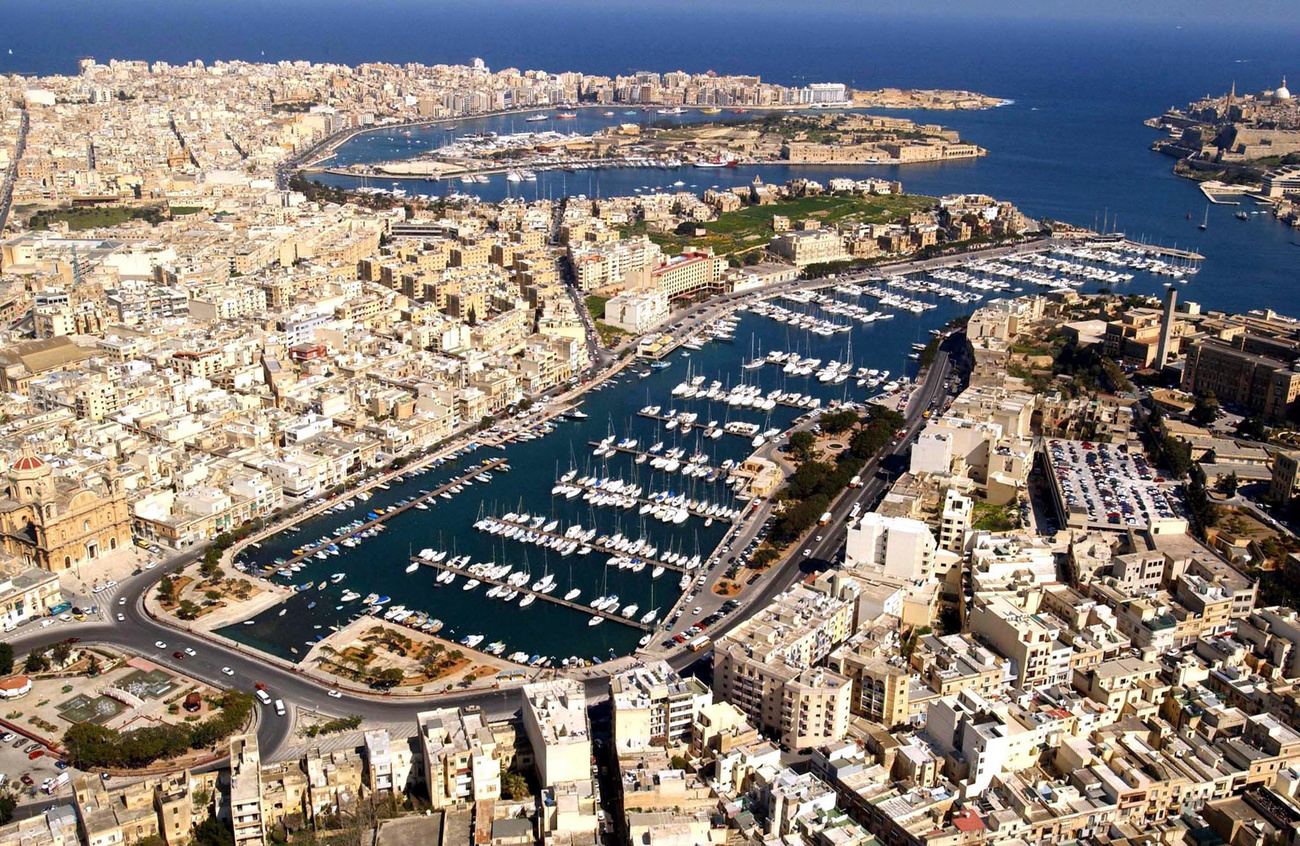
[626,193,936,257]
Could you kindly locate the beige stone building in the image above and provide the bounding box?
[0,451,131,573]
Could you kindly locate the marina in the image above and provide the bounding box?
[224,240,1212,666]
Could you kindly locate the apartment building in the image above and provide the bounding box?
[610,661,712,755]
[844,512,937,583]
[228,734,265,846]
[521,680,592,787]
[768,229,849,267]
[712,586,855,749]
[968,594,1072,691]
[417,707,506,809]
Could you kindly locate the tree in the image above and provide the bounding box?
[157,576,176,603]
[0,643,13,675]
[87,654,102,677]
[177,600,201,620]
[23,651,49,673]
[670,754,689,770]
[1217,471,1239,497]
[788,431,816,462]
[51,641,73,666]
[501,771,530,801]
[0,794,15,826]
[1238,416,1270,441]
[1191,392,1220,426]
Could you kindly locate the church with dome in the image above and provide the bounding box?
[0,448,131,572]
[1149,74,1300,166]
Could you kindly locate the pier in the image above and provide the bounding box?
[473,517,693,575]
[556,477,742,524]
[412,558,653,631]
[269,458,507,571]
[588,441,733,481]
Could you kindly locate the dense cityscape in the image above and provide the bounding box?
[0,15,1298,846]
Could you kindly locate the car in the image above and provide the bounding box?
[118,597,126,606]
[144,561,157,570]
[0,732,12,742]
[815,535,823,542]
[105,580,117,589]
[11,737,26,748]
[803,549,812,557]
[24,743,40,754]
[255,682,266,691]
[116,613,125,622]
[184,648,196,657]
[19,774,33,786]
[173,651,185,660]
[154,641,167,649]
[221,667,235,676]
[58,613,71,622]
[327,690,343,699]
[54,761,68,770]
[692,606,702,615]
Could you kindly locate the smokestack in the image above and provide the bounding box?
[1155,287,1177,369]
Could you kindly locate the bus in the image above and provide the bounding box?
[687,636,711,652]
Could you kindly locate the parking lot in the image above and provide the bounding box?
[1044,438,1185,531]
[0,729,78,805]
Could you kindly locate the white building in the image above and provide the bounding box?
[604,288,669,334]
[844,512,937,583]
[522,680,591,787]
[609,661,712,755]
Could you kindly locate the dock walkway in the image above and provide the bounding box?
[472,518,693,575]
[411,558,653,631]
[271,459,507,571]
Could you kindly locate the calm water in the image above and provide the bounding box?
[5,3,1295,660]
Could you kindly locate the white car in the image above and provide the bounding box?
[105,580,118,588]
[221,667,234,676]
[118,597,126,606]
[116,613,125,622]
[692,606,702,615]
[144,562,157,570]
[154,641,166,649]
[327,690,343,699]
[40,618,54,628]
[184,648,196,657]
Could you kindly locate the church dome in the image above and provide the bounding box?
[1274,76,1291,102]
[10,454,46,472]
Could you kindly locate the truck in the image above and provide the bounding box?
[255,689,272,706]
[818,511,832,525]
[42,773,68,794]
[849,475,862,488]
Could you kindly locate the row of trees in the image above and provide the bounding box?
[63,690,254,769]
[769,405,905,545]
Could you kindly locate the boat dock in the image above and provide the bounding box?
[1120,239,1204,261]
[473,517,693,574]
[557,477,741,524]
[412,557,653,631]
[588,442,732,481]
[270,458,508,570]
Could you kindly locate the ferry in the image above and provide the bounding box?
[525,113,548,122]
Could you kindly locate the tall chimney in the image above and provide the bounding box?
[1155,286,1177,369]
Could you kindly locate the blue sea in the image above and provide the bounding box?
[5,1,1296,662]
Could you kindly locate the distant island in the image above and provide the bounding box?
[850,88,1009,110]
[333,111,986,183]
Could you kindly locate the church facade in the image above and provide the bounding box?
[0,452,132,573]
